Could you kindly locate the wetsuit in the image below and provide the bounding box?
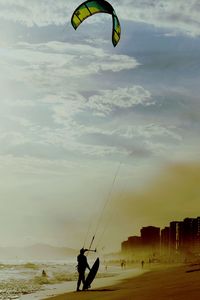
[77,253,90,291]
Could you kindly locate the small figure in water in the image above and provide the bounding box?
[42,269,47,277]
[141,260,144,269]
[76,248,91,291]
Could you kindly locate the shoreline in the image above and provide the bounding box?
[19,266,147,300]
[43,264,200,300]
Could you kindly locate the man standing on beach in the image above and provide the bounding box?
[76,248,91,291]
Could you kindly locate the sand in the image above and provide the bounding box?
[19,267,146,300]
[43,264,200,300]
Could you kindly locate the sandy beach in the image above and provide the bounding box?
[43,264,200,300]
[19,266,146,300]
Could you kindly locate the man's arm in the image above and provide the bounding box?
[86,259,91,271]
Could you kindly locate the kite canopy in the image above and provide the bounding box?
[71,0,121,47]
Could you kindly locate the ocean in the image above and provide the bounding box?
[0,259,118,299]
[0,259,77,299]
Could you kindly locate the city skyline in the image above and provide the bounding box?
[121,215,200,258]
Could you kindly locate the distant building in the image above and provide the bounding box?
[169,217,200,255]
[128,236,142,249]
[121,240,129,253]
[121,216,200,259]
[182,217,200,253]
[140,226,160,250]
[169,221,183,253]
[121,236,141,253]
[161,226,170,254]
[194,217,200,252]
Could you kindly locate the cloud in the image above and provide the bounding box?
[0,86,184,161]
[0,131,28,146]
[0,0,74,27]
[87,86,152,116]
[40,86,154,158]
[0,41,139,91]
[116,0,200,37]
[117,124,182,141]
[0,1,200,37]
[45,92,86,122]
[0,154,83,177]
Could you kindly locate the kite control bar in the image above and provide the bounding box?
[84,248,97,253]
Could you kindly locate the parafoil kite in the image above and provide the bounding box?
[71,0,121,47]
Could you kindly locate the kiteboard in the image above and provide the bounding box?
[83,257,100,290]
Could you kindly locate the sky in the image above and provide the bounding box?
[0,0,200,252]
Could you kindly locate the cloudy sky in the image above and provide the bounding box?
[0,0,200,252]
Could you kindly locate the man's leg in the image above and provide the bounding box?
[82,272,86,290]
[77,273,82,291]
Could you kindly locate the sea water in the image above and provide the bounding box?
[0,259,77,299]
[0,259,118,300]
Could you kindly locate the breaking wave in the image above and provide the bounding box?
[0,261,117,299]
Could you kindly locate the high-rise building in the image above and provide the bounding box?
[181,217,200,253]
[195,217,200,252]
[161,226,170,254]
[182,218,196,250]
[121,216,200,258]
[140,226,160,249]
[169,217,200,254]
[121,240,129,253]
[128,236,142,248]
[169,221,183,253]
[121,236,141,253]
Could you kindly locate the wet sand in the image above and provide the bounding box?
[43,264,200,300]
[20,267,146,300]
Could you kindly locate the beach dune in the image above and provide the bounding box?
[44,265,200,300]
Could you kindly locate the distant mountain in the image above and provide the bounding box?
[0,244,78,260]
